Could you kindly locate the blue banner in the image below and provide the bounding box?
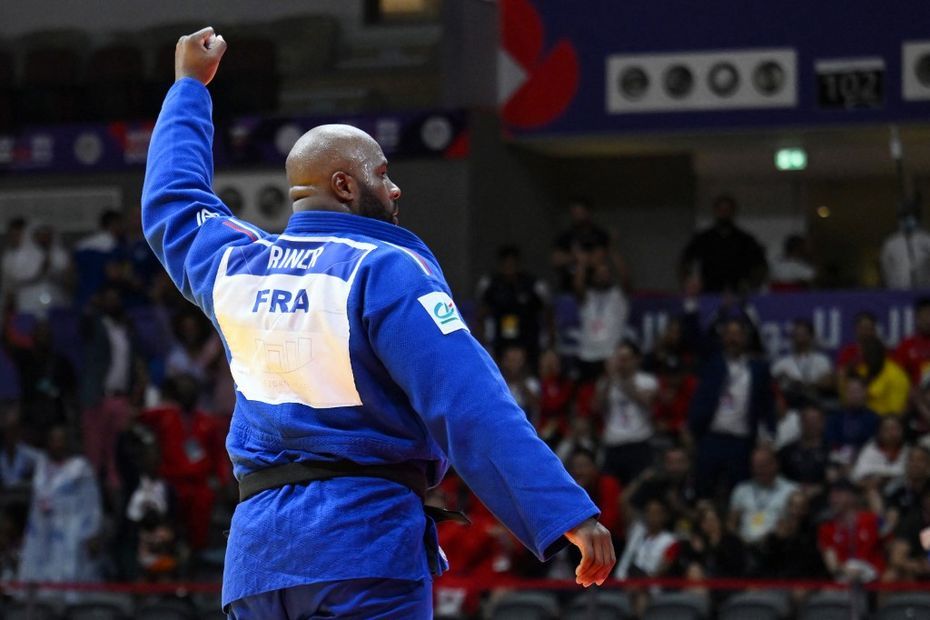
[499,0,930,136]
[632,289,927,359]
[0,109,468,174]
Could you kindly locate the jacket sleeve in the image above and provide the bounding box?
[141,78,265,316]
[365,257,599,561]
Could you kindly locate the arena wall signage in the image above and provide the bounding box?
[0,110,468,174]
[499,0,930,135]
[631,289,926,360]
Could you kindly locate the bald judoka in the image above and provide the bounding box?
[142,27,614,619]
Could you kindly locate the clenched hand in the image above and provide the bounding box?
[175,26,227,85]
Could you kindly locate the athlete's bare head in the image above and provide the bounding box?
[286,124,402,225]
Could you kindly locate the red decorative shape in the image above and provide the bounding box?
[500,0,544,70]
[443,129,471,159]
[501,39,580,129]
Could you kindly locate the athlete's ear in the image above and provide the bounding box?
[331,171,356,203]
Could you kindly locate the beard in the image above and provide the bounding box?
[356,182,397,225]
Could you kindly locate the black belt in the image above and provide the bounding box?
[238,460,470,525]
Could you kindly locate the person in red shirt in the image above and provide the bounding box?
[140,373,232,551]
[818,479,885,582]
[837,312,879,372]
[653,358,698,441]
[536,349,575,445]
[567,447,623,539]
[895,297,930,384]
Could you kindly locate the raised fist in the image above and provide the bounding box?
[175,26,227,86]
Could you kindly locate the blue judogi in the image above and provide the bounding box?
[142,78,598,616]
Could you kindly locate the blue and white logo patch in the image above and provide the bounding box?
[418,291,468,335]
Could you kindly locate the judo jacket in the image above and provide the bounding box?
[142,78,598,606]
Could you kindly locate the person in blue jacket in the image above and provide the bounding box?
[142,28,615,619]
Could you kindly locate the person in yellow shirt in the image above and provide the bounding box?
[855,336,911,416]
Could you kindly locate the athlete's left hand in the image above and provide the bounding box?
[565,518,616,587]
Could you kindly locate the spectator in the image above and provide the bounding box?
[728,446,798,548]
[164,309,232,411]
[499,345,540,422]
[18,425,103,583]
[4,317,76,443]
[882,447,930,535]
[689,319,776,498]
[0,406,39,491]
[825,374,880,463]
[615,498,680,617]
[909,375,930,442]
[125,444,179,580]
[566,448,623,542]
[681,504,746,583]
[627,446,700,530]
[554,410,599,462]
[0,218,26,303]
[770,234,816,290]
[73,209,127,308]
[880,208,930,289]
[165,310,215,384]
[760,491,827,578]
[551,198,611,293]
[596,341,658,484]
[0,510,21,580]
[836,312,878,373]
[771,319,834,407]
[573,254,629,381]
[852,416,910,485]
[886,486,930,582]
[140,374,231,551]
[679,194,768,294]
[852,336,910,416]
[895,297,930,385]
[779,404,830,493]
[818,479,884,582]
[652,357,697,442]
[125,206,162,294]
[79,286,146,491]
[476,245,550,366]
[1,223,73,317]
[643,316,695,374]
[536,349,574,446]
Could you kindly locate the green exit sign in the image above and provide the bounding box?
[775,148,807,171]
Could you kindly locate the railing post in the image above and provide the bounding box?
[25,582,37,620]
[849,578,863,620]
[585,585,597,619]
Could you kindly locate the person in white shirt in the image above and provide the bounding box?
[2,223,72,317]
[574,256,629,381]
[597,340,658,484]
[770,234,816,289]
[728,446,798,545]
[771,319,834,406]
[852,415,910,484]
[615,498,679,617]
[881,212,930,289]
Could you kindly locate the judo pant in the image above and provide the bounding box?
[226,578,432,619]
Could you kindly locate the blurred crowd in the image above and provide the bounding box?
[433,197,930,617]
[0,209,235,586]
[0,196,929,618]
